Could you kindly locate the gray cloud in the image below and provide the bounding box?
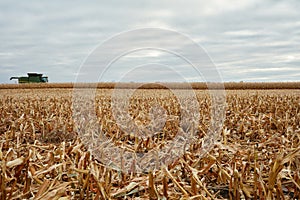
[0,0,299,83]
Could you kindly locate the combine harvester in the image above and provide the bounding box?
[10,73,48,83]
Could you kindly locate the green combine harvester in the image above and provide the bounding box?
[10,73,48,83]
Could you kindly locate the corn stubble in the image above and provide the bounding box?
[0,88,300,199]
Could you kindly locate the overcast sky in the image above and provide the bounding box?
[1,0,299,83]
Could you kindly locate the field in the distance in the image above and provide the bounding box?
[0,84,300,199]
[1,81,300,90]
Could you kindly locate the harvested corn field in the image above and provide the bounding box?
[0,87,300,199]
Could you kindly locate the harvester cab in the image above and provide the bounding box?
[10,73,48,83]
